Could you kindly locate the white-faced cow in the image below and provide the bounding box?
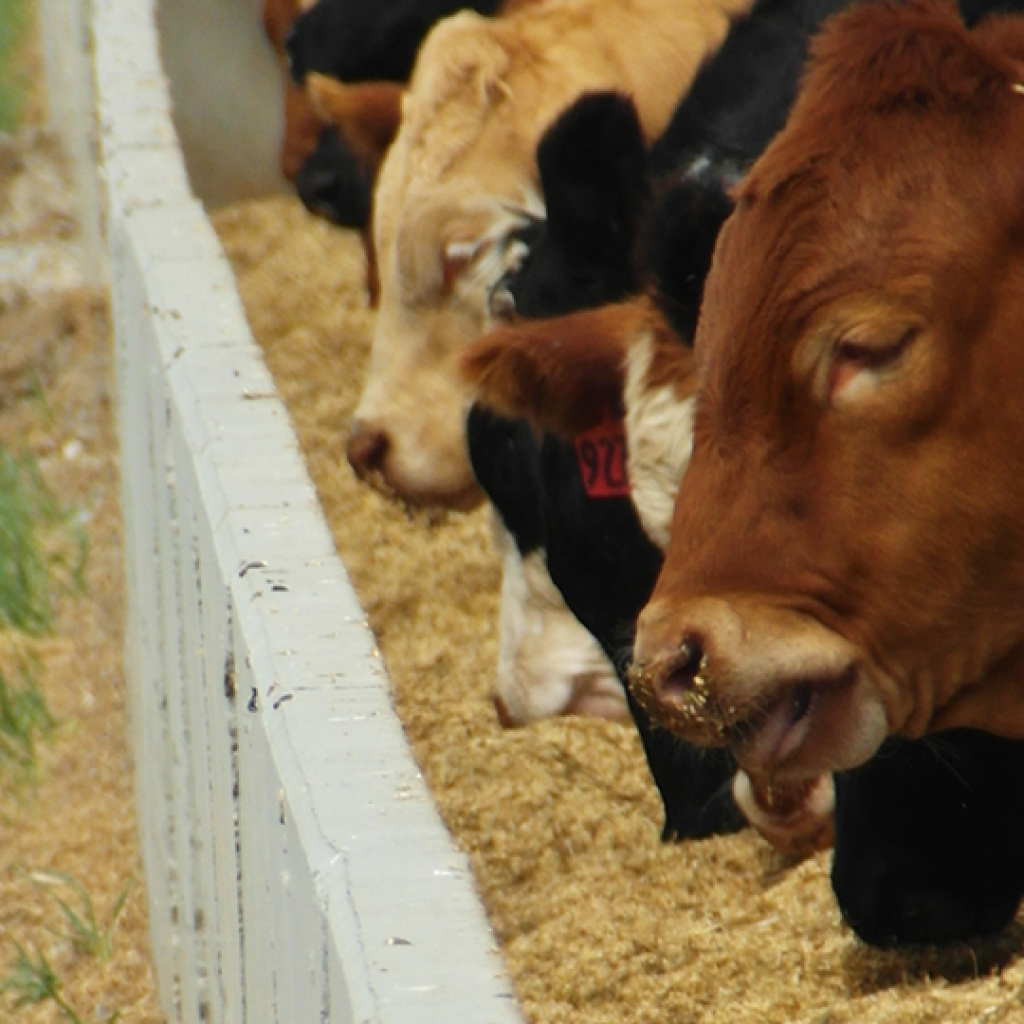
[343,0,756,734]
[347,0,755,504]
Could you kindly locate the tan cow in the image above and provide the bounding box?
[345,0,755,733]
[347,0,756,505]
[632,0,1024,783]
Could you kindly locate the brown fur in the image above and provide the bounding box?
[262,0,323,180]
[305,75,406,304]
[462,297,697,438]
[306,75,404,170]
[639,0,1024,773]
[462,301,650,437]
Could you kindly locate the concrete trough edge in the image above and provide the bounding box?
[81,0,528,1019]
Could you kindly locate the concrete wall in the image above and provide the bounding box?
[89,0,528,1019]
[156,0,288,208]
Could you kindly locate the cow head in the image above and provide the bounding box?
[632,0,1024,781]
[346,12,550,507]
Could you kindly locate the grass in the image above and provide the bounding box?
[28,870,133,963]
[0,446,88,638]
[0,0,30,132]
[0,444,86,789]
[0,652,55,783]
[0,871,130,1023]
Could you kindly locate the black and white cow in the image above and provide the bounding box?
[465,0,854,845]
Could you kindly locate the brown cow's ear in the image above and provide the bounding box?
[461,303,637,437]
[280,82,324,181]
[306,75,405,169]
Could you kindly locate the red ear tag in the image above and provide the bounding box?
[574,418,630,498]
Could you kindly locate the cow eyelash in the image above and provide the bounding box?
[834,326,917,373]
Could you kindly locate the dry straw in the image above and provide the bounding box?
[214,195,1024,1024]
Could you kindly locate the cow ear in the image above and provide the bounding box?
[306,74,406,169]
[641,160,736,346]
[461,303,636,437]
[537,91,649,248]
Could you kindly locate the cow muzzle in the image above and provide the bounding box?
[629,596,883,777]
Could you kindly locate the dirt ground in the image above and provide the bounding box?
[213,194,1024,1024]
[0,99,162,1024]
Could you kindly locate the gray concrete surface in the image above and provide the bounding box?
[156,0,288,208]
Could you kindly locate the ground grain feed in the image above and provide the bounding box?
[213,194,1024,1024]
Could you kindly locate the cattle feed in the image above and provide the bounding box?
[217,191,1024,1015]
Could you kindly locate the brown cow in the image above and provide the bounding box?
[631,0,1024,783]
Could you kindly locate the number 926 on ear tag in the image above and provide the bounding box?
[574,418,630,498]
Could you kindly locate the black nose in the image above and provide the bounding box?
[295,130,373,229]
[284,25,306,85]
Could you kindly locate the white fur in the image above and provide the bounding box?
[623,332,696,551]
[491,515,627,725]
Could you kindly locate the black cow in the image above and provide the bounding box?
[832,730,1024,946]
[285,0,505,86]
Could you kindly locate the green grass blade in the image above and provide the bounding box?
[0,0,29,131]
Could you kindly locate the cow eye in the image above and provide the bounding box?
[830,326,917,395]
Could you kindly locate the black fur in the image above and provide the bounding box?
[538,435,745,839]
[640,166,736,343]
[504,93,648,319]
[295,126,373,228]
[832,730,1024,947]
[286,0,504,86]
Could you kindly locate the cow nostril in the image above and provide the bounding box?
[658,639,707,702]
[347,426,389,480]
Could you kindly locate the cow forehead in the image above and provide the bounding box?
[694,117,1006,406]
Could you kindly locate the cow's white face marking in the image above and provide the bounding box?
[624,332,696,551]
[492,517,626,725]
